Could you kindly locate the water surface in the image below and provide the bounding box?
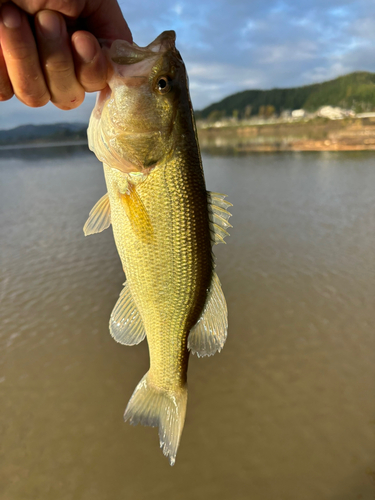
[0,145,374,499]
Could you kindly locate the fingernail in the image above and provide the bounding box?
[1,3,22,29]
[37,10,61,40]
[74,34,96,64]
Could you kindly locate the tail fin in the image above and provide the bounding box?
[124,373,188,466]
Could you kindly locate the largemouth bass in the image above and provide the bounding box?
[84,31,232,465]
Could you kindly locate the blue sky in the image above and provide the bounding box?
[1,0,375,128]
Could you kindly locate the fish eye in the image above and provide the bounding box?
[156,76,172,94]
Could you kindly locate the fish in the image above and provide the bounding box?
[84,31,232,466]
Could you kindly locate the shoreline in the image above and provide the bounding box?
[0,140,88,151]
[197,117,375,152]
[2,117,375,153]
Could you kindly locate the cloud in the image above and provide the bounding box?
[121,0,375,106]
[1,0,375,127]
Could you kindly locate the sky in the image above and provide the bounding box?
[1,0,375,129]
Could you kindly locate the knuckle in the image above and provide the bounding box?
[44,59,74,77]
[6,44,34,64]
[27,0,82,16]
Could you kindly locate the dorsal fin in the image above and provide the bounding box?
[83,193,111,236]
[110,281,146,345]
[187,272,228,357]
[208,191,232,245]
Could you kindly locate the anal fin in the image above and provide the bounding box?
[110,282,146,345]
[83,193,111,236]
[188,272,228,357]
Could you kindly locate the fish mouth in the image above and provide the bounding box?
[108,31,179,81]
[110,31,177,66]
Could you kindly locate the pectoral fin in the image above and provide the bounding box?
[110,281,146,345]
[119,184,153,243]
[208,191,232,245]
[188,272,228,357]
[83,193,111,236]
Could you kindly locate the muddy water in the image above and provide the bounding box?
[0,146,374,500]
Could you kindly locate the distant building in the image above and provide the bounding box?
[291,109,306,118]
[356,112,375,118]
[280,110,292,119]
[318,106,346,120]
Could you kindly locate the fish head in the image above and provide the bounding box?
[88,31,191,176]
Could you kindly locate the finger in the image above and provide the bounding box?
[71,31,107,93]
[0,3,50,107]
[0,42,13,100]
[82,0,133,43]
[10,0,132,43]
[35,10,85,110]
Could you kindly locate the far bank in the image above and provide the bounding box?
[197,117,375,153]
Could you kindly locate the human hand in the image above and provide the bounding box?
[0,0,132,109]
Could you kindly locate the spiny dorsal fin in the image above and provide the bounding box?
[188,272,228,357]
[208,191,232,245]
[109,282,146,345]
[83,193,111,236]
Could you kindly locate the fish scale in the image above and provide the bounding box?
[105,152,212,390]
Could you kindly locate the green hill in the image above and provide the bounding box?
[0,123,87,145]
[196,72,375,120]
